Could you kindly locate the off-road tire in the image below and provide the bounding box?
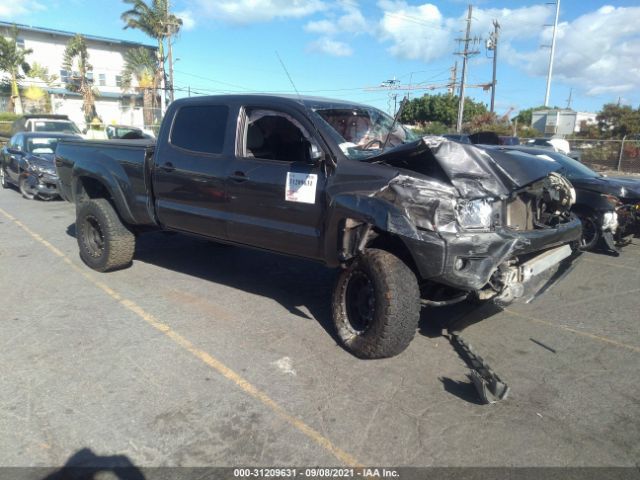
[76,198,135,272]
[332,248,420,359]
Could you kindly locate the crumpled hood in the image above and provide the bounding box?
[374,137,561,199]
[27,153,57,174]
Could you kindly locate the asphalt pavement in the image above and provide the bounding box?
[1,185,639,469]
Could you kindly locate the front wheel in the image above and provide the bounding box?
[332,248,420,359]
[19,175,38,200]
[76,198,136,272]
[578,215,600,251]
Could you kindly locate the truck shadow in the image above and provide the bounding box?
[41,447,145,479]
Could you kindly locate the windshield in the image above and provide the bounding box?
[26,137,65,155]
[533,151,599,180]
[314,106,418,160]
[33,120,81,134]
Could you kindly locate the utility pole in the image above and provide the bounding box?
[455,5,478,133]
[566,88,573,109]
[448,62,458,96]
[488,19,500,114]
[544,0,560,107]
[166,0,176,104]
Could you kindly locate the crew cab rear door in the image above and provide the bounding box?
[152,103,234,239]
[225,105,326,260]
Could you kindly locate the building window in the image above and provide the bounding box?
[98,74,106,86]
[86,72,94,83]
[115,75,122,88]
[60,69,69,84]
[16,38,25,49]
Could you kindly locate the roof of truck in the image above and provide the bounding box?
[172,94,374,110]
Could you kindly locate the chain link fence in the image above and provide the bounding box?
[567,138,640,174]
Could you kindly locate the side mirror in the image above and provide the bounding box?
[309,143,324,163]
[7,147,22,155]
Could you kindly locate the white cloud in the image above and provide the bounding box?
[0,0,45,18]
[188,0,327,24]
[308,37,353,56]
[515,6,640,96]
[377,1,455,62]
[304,1,365,56]
[176,10,196,30]
[375,3,640,98]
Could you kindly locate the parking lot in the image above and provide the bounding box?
[1,186,639,469]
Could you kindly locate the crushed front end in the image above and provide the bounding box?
[374,138,582,304]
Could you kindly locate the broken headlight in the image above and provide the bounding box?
[602,211,618,232]
[456,198,493,230]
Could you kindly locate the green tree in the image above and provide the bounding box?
[597,104,640,138]
[400,93,487,127]
[63,34,97,124]
[512,106,549,127]
[0,25,32,114]
[121,0,182,105]
[121,47,159,126]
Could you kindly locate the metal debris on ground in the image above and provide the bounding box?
[447,330,510,404]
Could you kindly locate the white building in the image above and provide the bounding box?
[531,109,598,137]
[0,21,158,130]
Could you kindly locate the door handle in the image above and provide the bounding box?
[160,162,175,172]
[229,171,248,182]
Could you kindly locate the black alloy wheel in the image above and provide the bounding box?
[81,214,106,259]
[344,270,376,334]
[579,216,600,251]
[19,175,38,200]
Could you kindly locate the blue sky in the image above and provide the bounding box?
[2,0,640,116]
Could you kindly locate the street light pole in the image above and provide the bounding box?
[544,0,560,107]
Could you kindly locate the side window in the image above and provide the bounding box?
[244,109,318,163]
[171,105,228,155]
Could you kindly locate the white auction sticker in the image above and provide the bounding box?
[286,172,318,204]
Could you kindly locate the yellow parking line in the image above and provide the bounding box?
[0,207,363,467]
[504,308,640,354]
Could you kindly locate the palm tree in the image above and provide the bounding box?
[0,25,33,114]
[121,47,159,126]
[63,34,98,124]
[121,0,182,105]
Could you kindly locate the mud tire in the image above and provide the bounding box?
[332,248,420,359]
[76,198,135,272]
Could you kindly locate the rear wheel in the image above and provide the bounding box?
[332,248,420,359]
[0,167,7,189]
[578,214,600,251]
[76,198,135,272]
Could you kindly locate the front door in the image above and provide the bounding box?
[152,103,234,240]
[225,107,326,260]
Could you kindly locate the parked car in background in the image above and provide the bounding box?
[0,132,82,200]
[498,135,520,145]
[488,145,640,251]
[525,137,582,161]
[105,124,154,140]
[10,114,82,136]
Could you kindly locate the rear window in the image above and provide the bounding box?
[170,105,228,154]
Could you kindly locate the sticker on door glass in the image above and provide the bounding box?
[286,172,317,204]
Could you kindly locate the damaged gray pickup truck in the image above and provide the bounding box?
[55,95,582,359]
